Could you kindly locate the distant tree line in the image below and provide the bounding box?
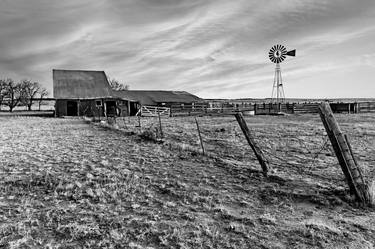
[0,78,48,112]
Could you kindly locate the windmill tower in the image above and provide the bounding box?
[268,45,296,103]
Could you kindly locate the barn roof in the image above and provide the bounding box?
[114,90,203,105]
[53,69,114,99]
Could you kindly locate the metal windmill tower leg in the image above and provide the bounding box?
[271,65,277,102]
[272,63,285,104]
[278,65,285,102]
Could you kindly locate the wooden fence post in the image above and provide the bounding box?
[158,112,164,138]
[254,104,257,115]
[234,112,269,176]
[318,102,369,203]
[138,115,142,132]
[194,117,205,155]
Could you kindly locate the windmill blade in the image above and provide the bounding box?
[286,49,296,56]
[269,45,293,63]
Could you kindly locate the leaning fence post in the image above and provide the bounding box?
[234,112,269,176]
[194,117,205,155]
[318,102,369,204]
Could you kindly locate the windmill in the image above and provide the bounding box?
[268,45,296,104]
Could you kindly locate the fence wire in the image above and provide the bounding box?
[108,115,369,186]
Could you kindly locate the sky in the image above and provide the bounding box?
[0,0,375,99]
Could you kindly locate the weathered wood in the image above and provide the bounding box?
[344,134,365,184]
[318,102,368,203]
[103,99,107,118]
[77,100,80,117]
[234,112,269,176]
[194,117,205,155]
[127,101,131,116]
[137,115,142,132]
[158,112,164,138]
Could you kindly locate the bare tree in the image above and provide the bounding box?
[107,76,129,91]
[0,79,7,111]
[21,80,41,111]
[3,79,24,112]
[38,88,48,111]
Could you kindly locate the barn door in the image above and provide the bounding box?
[67,101,78,116]
[105,101,117,116]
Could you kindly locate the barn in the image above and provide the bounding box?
[53,69,137,117]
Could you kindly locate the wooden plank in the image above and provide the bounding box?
[194,117,205,155]
[158,112,163,138]
[234,112,269,176]
[318,102,369,203]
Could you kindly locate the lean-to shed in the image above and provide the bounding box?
[114,90,203,107]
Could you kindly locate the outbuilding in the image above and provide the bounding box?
[115,90,203,107]
[53,69,136,117]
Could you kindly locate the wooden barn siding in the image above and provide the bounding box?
[78,100,104,117]
[55,100,67,117]
[55,99,104,117]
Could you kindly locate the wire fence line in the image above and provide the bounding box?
[80,113,375,190]
[108,115,342,178]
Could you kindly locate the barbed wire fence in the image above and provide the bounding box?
[78,111,375,206]
[115,114,373,184]
[112,114,345,181]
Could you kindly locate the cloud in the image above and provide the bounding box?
[0,0,375,98]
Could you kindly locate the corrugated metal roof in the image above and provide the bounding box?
[114,90,203,105]
[113,90,148,104]
[53,69,114,99]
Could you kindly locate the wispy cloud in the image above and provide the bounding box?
[0,0,375,98]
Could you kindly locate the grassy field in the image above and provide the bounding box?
[0,114,374,248]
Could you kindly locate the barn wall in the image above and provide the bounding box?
[55,99,105,117]
[55,100,67,117]
[78,100,105,117]
[55,99,151,117]
[117,100,129,116]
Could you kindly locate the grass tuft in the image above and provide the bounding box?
[367,180,375,207]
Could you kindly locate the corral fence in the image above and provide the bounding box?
[85,101,375,121]
[136,105,171,117]
[169,101,375,116]
[170,103,254,116]
[357,102,375,113]
[254,102,375,115]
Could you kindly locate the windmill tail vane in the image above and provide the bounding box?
[286,49,296,57]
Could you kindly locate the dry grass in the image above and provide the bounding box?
[368,180,375,207]
[0,114,374,248]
